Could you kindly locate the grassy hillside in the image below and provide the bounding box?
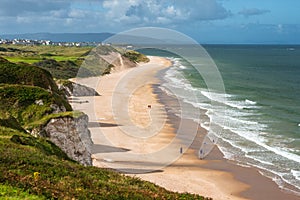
[0,57,72,127]
[0,44,150,79]
[0,45,91,79]
[123,50,150,63]
[0,127,209,199]
[0,85,72,126]
[33,59,81,79]
[0,57,59,93]
[0,45,91,64]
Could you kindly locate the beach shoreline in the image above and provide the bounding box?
[71,56,299,200]
[154,66,300,199]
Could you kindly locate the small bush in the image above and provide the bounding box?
[123,50,150,63]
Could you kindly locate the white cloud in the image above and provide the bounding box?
[156,16,171,24]
[50,10,69,18]
[238,8,270,17]
[68,9,87,18]
[0,0,71,17]
[165,5,176,16]
[187,0,231,20]
[0,0,232,33]
[102,0,231,26]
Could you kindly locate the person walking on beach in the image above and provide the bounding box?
[199,149,204,159]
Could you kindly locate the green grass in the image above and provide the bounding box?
[51,56,81,62]
[0,184,44,200]
[33,59,81,79]
[4,57,43,64]
[0,45,90,79]
[0,45,91,66]
[0,127,209,199]
[0,45,95,79]
[4,56,79,64]
[123,50,150,63]
[0,113,25,133]
[0,45,92,57]
[25,111,85,131]
[0,85,72,125]
[0,45,150,80]
[0,58,73,124]
[0,57,59,94]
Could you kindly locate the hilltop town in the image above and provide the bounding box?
[0,38,105,47]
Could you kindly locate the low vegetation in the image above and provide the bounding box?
[0,44,150,79]
[33,59,81,79]
[123,50,150,63]
[0,57,59,93]
[0,45,91,64]
[0,84,72,124]
[0,126,208,199]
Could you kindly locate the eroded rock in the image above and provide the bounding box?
[32,114,93,166]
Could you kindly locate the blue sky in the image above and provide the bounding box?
[0,0,299,44]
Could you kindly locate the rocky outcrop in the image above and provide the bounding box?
[32,114,93,166]
[49,103,67,113]
[57,80,100,97]
[72,83,100,97]
[100,52,136,72]
[0,58,93,166]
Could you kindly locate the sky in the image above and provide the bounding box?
[0,0,300,44]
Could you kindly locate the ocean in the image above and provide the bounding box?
[138,45,300,195]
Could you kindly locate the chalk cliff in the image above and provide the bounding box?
[31,113,93,166]
[57,80,100,97]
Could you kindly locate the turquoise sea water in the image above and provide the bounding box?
[139,45,300,194]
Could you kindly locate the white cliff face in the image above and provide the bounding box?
[33,114,93,166]
[100,52,136,72]
[72,83,100,97]
[57,81,100,97]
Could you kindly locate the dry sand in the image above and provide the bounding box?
[71,56,299,200]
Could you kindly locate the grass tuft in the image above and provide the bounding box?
[122,50,150,63]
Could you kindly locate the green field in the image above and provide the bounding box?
[4,55,80,64]
[0,44,92,64]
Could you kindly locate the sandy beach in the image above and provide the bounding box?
[71,56,299,200]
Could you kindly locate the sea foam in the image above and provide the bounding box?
[160,57,300,194]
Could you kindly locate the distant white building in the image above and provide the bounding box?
[126,45,133,49]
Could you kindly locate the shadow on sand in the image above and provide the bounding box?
[92,144,130,154]
[115,168,164,174]
[88,121,121,128]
